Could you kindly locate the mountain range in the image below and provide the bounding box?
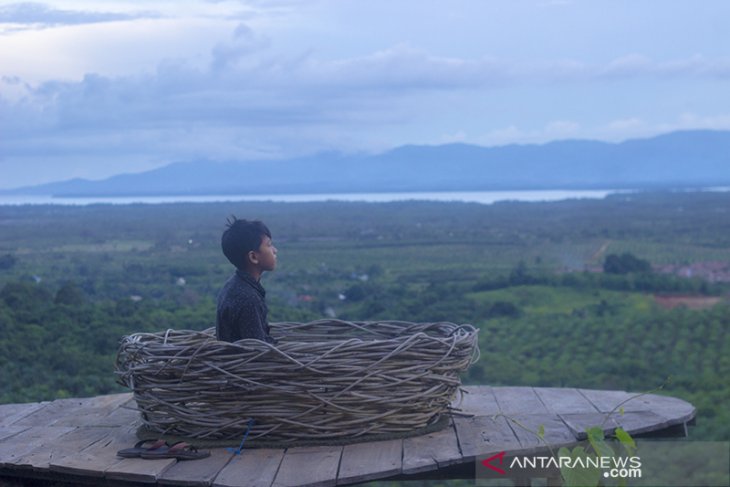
[5,130,730,196]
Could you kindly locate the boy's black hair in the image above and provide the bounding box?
[221,216,272,270]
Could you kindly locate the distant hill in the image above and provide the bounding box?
[5,130,730,196]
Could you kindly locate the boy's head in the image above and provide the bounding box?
[221,217,276,274]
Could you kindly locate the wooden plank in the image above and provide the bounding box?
[49,426,175,483]
[0,402,49,427]
[96,400,142,427]
[54,394,133,427]
[73,393,132,409]
[0,426,75,468]
[402,421,462,475]
[213,448,284,487]
[337,439,402,485]
[581,389,697,434]
[559,409,685,440]
[159,448,233,486]
[0,426,30,442]
[13,397,100,427]
[612,410,673,436]
[534,387,601,415]
[573,390,696,438]
[272,446,342,487]
[49,425,140,478]
[493,387,549,415]
[11,426,111,471]
[100,425,178,484]
[578,388,636,413]
[105,455,177,483]
[634,393,696,425]
[453,386,501,416]
[504,413,577,454]
[558,413,620,440]
[452,414,522,462]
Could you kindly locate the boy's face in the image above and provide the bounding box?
[250,235,277,272]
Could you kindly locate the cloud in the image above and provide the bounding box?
[675,113,730,130]
[286,48,730,91]
[544,120,580,138]
[479,126,530,146]
[5,41,730,134]
[4,42,730,149]
[302,44,510,91]
[0,2,161,28]
[539,0,573,5]
[2,11,730,189]
[604,117,648,134]
[600,54,730,80]
[477,114,730,148]
[439,131,468,144]
[210,23,270,71]
[593,114,730,141]
[2,42,509,150]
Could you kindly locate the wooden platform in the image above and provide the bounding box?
[0,386,696,486]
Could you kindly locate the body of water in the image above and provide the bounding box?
[0,189,625,206]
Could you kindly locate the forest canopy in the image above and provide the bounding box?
[0,191,728,441]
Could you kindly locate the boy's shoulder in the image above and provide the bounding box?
[219,271,264,303]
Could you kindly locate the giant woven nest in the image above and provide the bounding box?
[115,320,479,444]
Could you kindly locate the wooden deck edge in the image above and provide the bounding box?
[0,387,700,487]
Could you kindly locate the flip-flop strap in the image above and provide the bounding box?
[169,441,196,453]
[133,439,166,449]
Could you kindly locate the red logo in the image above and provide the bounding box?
[481,451,506,475]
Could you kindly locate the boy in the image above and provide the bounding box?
[216,217,277,343]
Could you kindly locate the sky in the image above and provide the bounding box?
[1,0,729,189]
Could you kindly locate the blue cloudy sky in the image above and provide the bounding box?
[1,0,729,188]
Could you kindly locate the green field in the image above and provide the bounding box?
[0,191,728,443]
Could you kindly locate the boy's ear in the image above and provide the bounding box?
[247,250,259,265]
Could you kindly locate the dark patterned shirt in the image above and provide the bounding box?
[216,269,275,343]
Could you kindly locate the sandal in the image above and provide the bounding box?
[140,441,211,461]
[117,439,167,458]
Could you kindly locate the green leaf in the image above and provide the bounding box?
[586,426,604,447]
[537,424,545,439]
[586,427,614,458]
[615,427,637,454]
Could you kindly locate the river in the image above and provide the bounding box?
[0,189,628,206]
